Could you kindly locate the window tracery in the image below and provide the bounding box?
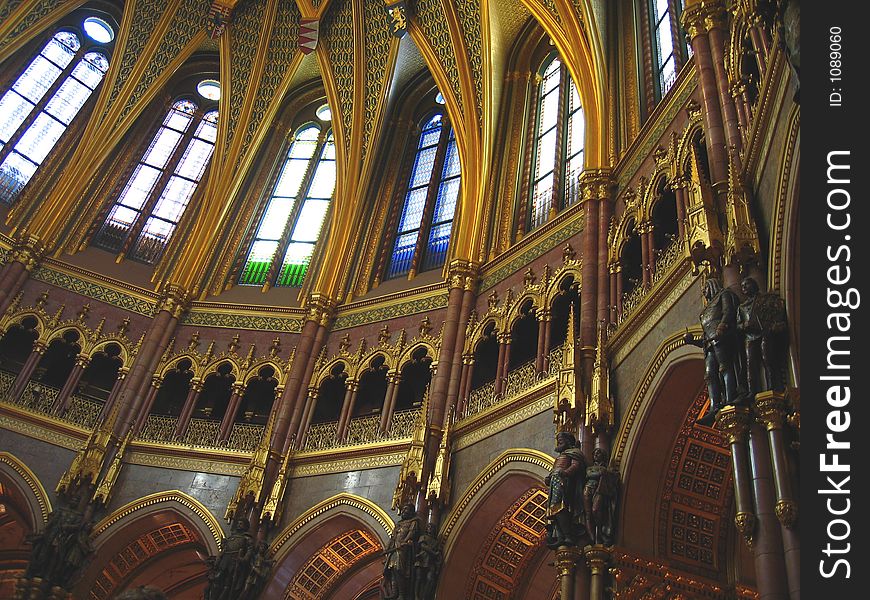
[0,24,112,204]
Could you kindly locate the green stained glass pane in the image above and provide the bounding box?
[277,242,313,287]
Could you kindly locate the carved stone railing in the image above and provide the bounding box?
[302,406,422,453]
[136,414,265,452]
[462,344,563,421]
[0,371,102,430]
[617,238,687,327]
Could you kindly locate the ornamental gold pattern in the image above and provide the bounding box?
[454,0,483,123]
[362,0,393,161]
[413,0,463,114]
[323,0,355,153]
[99,0,170,123]
[0,0,62,57]
[224,0,267,152]
[115,0,206,128]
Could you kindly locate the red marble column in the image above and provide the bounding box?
[615,269,624,320]
[683,7,729,193]
[707,20,744,160]
[597,198,611,324]
[219,382,246,442]
[748,16,771,74]
[445,287,477,420]
[673,180,688,240]
[297,388,319,448]
[174,380,203,438]
[133,377,160,434]
[337,380,359,440]
[99,368,127,422]
[541,313,552,372]
[580,198,599,346]
[456,360,470,415]
[608,267,618,325]
[9,341,46,403]
[461,359,475,411]
[494,335,508,396]
[748,423,790,600]
[640,224,651,288]
[501,339,512,394]
[379,372,398,433]
[52,355,89,415]
[0,239,43,315]
[535,311,547,374]
[288,322,330,445]
[381,373,401,433]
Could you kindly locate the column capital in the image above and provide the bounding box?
[775,499,798,528]
[714,405,751,444]
[752,390,787,431]
[157,284,191,318]
[584,544,613,573]
[579,169,615,204]
[555,545,583,577]
[11,235,47,272]
[446,259,479,291]
[734,511,756,547]
[304,293,337,326]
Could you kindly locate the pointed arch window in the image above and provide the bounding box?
[649,0,690,98]
[387,113,460,279]
[94,99,218,264]
[0,28,111,204]
[240,124,336,287]
[528,56,584,232]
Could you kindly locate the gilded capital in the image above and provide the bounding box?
[305,293,337,326]
[753,390,787,431]
[447,259,478,291]
[11,235,47,272]
[555,546,583,577]
[579,169,614,203]
[775,499,798,528]
[158,284,191,318]
[584,544,613,574]
[734,511,755,547]
[714,405,751,445]
[681,4,708,39]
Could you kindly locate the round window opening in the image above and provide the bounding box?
[435,91,445,105]
[316,104,332,121]
[197,79,221,101]
[83,17,114,43]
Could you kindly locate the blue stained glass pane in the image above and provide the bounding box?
[44,76,91,124]
[118,164,161,210]
[142,127,183,168]
[397,187,427,233]
[442,139,460,177]
[13,56,62,103]
[422,222,452,271]
[0,92,34,143]
[655,0,670,20]
[432,176,459,224]
[387,231,419,278]
[151,176,197,223]
[0,153,37,203]
[42,35,78,68]
[419,119,442,147]
[174,136,215,181]
[409,146,437,187]
[53,31,81,53]
[14,112,65,163]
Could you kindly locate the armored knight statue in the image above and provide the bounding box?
[544,431,589,549]
[684,278,741,426]
[414,523,442,600]
[25,493,93,589]
[205,517,255,600]
[583,448,620,546]
[736,277,788,396]
[381,503,421,600]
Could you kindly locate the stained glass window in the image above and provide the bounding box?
[386,111,460,278]
[0,27,111,204]
[650,0,690,99]
[527,56,584,231]
[94,100,218,264]
[239,125,336,287]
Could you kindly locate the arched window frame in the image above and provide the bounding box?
[385,108,460,279]
[526,54,584,233]
[93,94,219,265]
[239,121,336,288]
[0,17,115,205]
[647,0,691,100]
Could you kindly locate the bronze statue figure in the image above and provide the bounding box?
[583,448,620,546]
[737,277,788,396]
[545,431,590,549]
[205,517,255,600]
[381,503,421,600]
[685,278,741,426]
[413,523,442,600]
[25,497,92,588]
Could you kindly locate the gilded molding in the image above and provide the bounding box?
[775,499,798,529]
[93,490,224,550]
[0,451,52,525]
[291,450,406,477]
[124,450,249,476]
[270,493,395,556]
[440,448,552,541]
[31,266,157,317]
[453,392,553,451]
[714,405,751,445]
[752,391,786,431]
[0,410,86,450]
[182,310,304,332]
